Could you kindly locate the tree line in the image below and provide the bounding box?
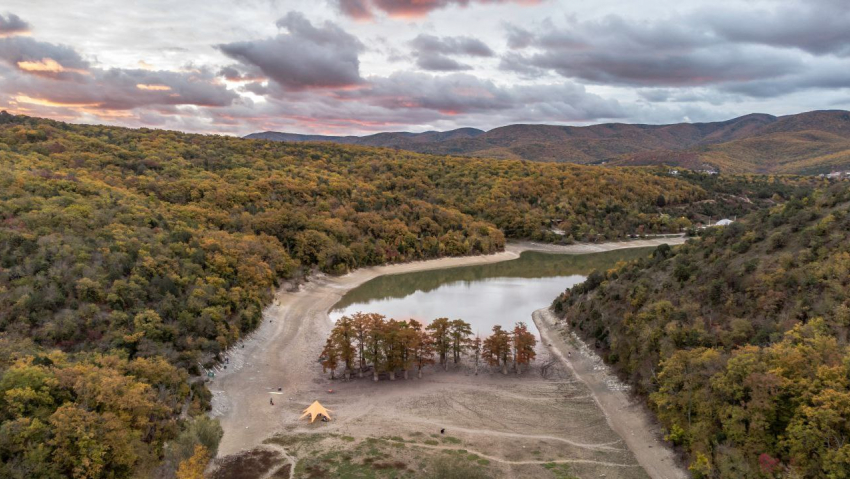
[320,313,538,380]
[553,184,850,478]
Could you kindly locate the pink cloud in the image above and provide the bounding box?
[336,0,543,20]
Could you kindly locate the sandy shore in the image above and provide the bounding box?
[209,236,687,477]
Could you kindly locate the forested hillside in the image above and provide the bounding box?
[553,184,850,478]
[0,112,767,477]
[250,110,850,174]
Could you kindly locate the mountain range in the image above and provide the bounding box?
[246,110,850,174]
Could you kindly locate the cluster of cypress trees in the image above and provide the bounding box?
[320,312,538,380]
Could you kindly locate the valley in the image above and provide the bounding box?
[3,0,850,477]
[209,239,687,478]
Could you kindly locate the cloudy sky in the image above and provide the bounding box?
[1,0,848,135]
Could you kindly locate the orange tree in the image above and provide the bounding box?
[483,325,512,375]
[512,322,537,373]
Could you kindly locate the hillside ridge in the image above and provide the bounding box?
[247,110,850,174]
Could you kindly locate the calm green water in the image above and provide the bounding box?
[329,248,653,334]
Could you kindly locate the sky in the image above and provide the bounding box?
[0,0,848,136]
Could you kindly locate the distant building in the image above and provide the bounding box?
[669,169,680,176]
[715,218,734,226]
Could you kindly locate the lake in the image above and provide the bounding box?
[329,248,654,335]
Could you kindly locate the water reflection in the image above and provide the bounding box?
[329,248,653,334]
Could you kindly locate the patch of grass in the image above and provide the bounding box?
[477,459,490,466]
[542,462,579,479]
[424,440,439,446]
[341,435,355,442]
[389,436,405,442]
[266,433,326,449]
[424,455,491,479]
[371,461,407,471]
[441,436,462,445]
[210,448,286,479]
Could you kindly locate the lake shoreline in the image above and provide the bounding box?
[533,308,689,479]
[209,236,687,476]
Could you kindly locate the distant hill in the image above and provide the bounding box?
[247,110,850,174]
[245,127,485,149]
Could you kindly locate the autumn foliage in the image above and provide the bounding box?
[554,184,850,478]
[0,112,818,476]
[322,314,537,379]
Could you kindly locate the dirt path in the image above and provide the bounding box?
[533,308,688,479]
[209,237,687,477]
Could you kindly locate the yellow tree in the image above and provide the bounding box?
[176,445,210,479]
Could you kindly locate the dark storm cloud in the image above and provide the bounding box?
[409,34,494,71]
[334,0,541,20]
[0,13,29,36]
[217,12,364,90]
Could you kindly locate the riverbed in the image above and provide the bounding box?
[209,238,688,479]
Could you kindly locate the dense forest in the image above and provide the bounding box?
[553,183,850,478]
[0,112,823,477]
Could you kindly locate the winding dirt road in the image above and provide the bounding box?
[209,237,688,478]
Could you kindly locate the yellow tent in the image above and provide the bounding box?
[300,401,332,423]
